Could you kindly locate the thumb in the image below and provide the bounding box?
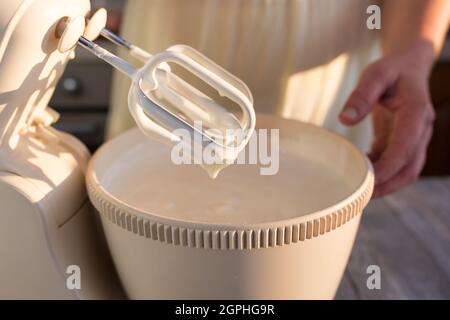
[340,62,397,126]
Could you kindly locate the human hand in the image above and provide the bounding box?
[339,42,436,198]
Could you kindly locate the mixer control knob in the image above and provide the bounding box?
[85,8,108,41]
[56,16,86,53]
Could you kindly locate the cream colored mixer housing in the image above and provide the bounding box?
[0,0,374,300]
[0,0,123,299]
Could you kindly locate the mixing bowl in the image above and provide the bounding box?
[86,114,374,299]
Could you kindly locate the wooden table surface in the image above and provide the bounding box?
[335,177,450,300]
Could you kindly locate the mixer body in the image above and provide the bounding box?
[0,0,123,299]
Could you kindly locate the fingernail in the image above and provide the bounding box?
[341,108,358,120]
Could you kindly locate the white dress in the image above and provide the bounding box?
[108,0,382,151]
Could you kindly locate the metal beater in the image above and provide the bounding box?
[78,9,256,161]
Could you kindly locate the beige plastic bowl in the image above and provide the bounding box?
[86,114,374,299]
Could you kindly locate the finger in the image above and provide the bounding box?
[369,130,391,162]
[368,144,384,163]
[373,125,432,198]
[368,108,393,162]
[373,103,430,185]
[340,62,397,125]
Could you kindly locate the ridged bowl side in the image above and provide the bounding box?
[86,170,374,251]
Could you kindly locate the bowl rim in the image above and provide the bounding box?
[86,116,374,250]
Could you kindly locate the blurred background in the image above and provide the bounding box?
[51,0,450,176]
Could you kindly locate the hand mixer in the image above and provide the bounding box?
[77,9,256,166]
